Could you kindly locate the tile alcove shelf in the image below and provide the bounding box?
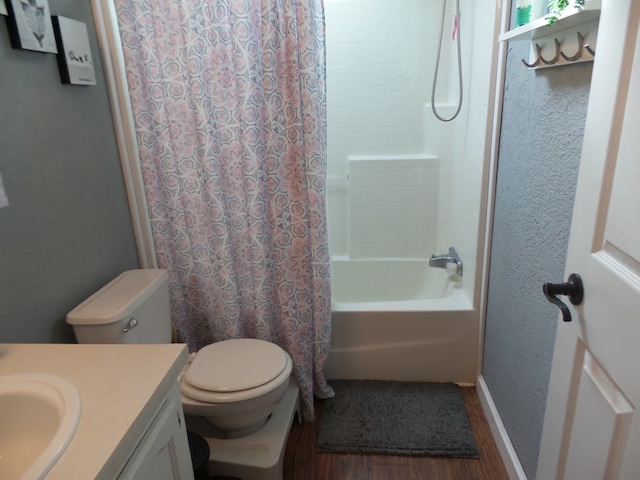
[499,0,601,69]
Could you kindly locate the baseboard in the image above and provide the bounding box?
[476,375,528,480]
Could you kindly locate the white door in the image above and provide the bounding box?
[536,0,640,479]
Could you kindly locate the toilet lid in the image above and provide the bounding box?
[184,338,288,393]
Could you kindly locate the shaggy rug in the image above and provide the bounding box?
[317,380,479,458]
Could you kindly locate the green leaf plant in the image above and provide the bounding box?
[546,0,585,25]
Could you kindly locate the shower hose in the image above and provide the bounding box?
[431,0,463,122]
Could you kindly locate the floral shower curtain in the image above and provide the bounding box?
[115,0,333,420]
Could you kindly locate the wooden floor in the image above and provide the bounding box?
[282,386,509,480]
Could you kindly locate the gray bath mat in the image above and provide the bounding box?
[318,380,479,458]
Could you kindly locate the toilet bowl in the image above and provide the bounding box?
[179,338,293,438]
[65,269,293,439]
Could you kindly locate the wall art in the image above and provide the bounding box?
[5,0,57,53]
[52,16,96,85]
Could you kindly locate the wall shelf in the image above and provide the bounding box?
[499,1,601,69]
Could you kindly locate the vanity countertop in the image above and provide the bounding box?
[0,342,189,479]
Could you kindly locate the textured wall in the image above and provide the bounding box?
[0,0,139,343]
[483,40,592,478]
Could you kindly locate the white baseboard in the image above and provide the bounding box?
[476,375,528,480]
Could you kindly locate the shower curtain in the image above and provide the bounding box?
[115,0,333,420]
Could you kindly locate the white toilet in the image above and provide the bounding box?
[66,269,293,439]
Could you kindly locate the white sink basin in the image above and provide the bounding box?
[0,373,81,480]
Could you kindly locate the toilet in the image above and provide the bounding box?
[65,269,293,440]
[179,338,292,438]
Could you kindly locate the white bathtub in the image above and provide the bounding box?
[325,258,478,383]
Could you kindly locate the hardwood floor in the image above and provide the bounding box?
[282,386,509,480]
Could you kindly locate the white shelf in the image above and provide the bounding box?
[498,1,601,69]
[499,1,601,42]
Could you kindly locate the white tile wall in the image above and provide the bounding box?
[443,0,497,301]
[325,0,440,178]
[325,0,442,255]
[348,156,439,259]
[327,176,349,254]
[325,0,499,296]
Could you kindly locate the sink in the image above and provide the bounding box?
[0,373,81,480]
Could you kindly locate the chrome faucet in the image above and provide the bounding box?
[429,247,463,276]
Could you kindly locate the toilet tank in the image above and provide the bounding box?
[66,269,172,344]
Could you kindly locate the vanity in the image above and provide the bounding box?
[0,343,194,479]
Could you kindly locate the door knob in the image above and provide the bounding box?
[543,273,584,322]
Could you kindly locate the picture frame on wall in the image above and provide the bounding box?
[5,0,57,53]
[51,16,97,85]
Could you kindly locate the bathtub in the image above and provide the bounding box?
[324,258,478,383]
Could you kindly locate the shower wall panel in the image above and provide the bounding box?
[325,0,442,255]
[348,156,439,259]
[424,0,498,303]
[325,0,440,178]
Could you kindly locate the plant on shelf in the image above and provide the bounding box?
[546,0,585,24]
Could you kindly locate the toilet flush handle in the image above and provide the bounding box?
[123,317,139,333]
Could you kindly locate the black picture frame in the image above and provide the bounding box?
[51,16,96,85]
[5,0,57,53]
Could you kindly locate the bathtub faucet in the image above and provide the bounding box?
[429,247,463,276]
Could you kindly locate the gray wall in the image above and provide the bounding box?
[0,0,139,343]
[483,41,592,478]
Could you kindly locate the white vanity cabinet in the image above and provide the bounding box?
[0,343,194,480]
[117,382,195,480]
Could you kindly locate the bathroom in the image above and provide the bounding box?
[0,0,633,478]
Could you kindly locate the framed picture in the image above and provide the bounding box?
[51,16,96,85]
[1,1,8,16]
[5,0,57,53]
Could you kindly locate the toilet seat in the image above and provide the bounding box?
[181,338,292,404]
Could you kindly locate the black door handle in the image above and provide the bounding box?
[543,273,584,322]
